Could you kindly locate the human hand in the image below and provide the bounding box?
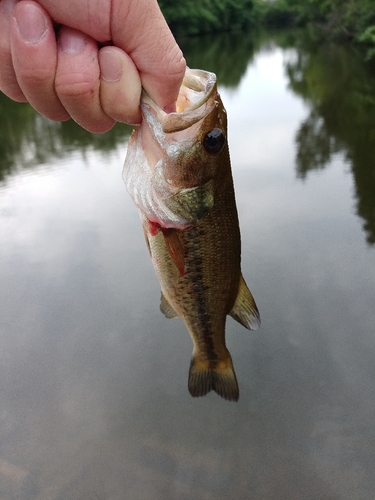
[0,0,186,132]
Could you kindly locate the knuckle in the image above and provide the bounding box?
[168,47,186,79]
[55,76,97,101]
[18,67,52,86]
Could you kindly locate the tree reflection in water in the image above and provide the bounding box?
[284,38,375,244]
[0,92,132,183]
[1,28,375,244]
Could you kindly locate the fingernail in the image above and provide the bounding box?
[59,28,87,54]
[15,4,47,45]
[99,50,123,82]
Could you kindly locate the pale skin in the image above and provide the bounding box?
[0,0,186,132]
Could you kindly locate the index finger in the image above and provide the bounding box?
[111,0,186,113]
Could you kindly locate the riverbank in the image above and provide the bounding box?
[158,0,375,59]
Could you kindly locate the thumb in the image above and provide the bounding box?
[111,0,186,112]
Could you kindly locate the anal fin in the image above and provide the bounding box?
[229,274,260,330]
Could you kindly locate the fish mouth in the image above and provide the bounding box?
[142,69,217,134]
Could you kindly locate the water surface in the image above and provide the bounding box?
[1,30,375,500]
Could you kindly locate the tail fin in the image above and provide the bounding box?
[188,356,239,402]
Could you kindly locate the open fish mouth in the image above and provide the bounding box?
[142,69,217,134]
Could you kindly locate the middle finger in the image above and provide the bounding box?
[55,26,114,133]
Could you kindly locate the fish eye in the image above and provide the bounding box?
[203,128,225,154]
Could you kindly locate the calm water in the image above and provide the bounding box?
[1,30,375,499]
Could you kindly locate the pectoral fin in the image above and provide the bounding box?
[160,293,178,319]
[142,226,152,256]
[229,274,260,330]
[161,228,185,276]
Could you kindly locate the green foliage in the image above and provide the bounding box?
[177,30,258,87]
[253,0,375,58]
[358,25,375,60]
[158,0,374,58]
[158,0,255,36]
[253,0,297,27]
[359,25,375,44]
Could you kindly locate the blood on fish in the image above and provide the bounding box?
[149,220,161,236]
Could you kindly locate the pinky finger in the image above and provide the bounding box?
[99,46,142,126]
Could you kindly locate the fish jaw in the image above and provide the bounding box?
[123,68,228,230]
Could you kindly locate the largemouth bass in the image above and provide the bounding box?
[123,69,260,401]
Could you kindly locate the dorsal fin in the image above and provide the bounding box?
[160,293,178,319]
[229,274,260,330]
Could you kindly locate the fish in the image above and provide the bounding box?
[123,68,260,401]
